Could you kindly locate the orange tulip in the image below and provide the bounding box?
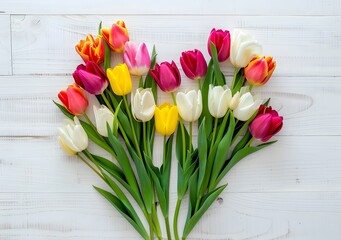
[101,20,129,53]
[244,56,276,86]
[75,34,104,64]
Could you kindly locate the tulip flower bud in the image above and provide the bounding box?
[208,85,232,118]
[233,92,262,121]
[150,61,181,93]
[75,34,104,64]
[230,29,262,68]
[249,106,283,142]
[107,63,132,96]
[101,20,129,53]
[207,28,231,62]
[131,88,156,122]
[244,56,276,86]
[73,61,108,95]
[229,91,241,110]
[180,49,207,80]
[58,84,88,116]
[155,103,178,135]
[176,90,202,122]
[93,105,115,137]
[123,41,151,76]
[58,117,88,155]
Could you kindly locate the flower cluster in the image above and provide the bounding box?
[55,21,283,240]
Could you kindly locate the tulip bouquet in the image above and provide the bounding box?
[54,20,283,240]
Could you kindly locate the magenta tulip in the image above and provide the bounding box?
[180,49,207,80]
[249,106,283,142]
[150,61,181,92]
[207,28,231,62]
[72,61,108,95]
[123,41,151,76]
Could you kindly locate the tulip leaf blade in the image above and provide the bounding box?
[183,184,227,239]
[53,101,74,120]
[94,186,149,240]
[175,122,190,167]
[197,119,207,196]
[215,141,277,187]
[144,45,158,101]
[210,42,225,86]
[200,59,214,134]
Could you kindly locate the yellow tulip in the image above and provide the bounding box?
[155,103,178,135]
[106,63,132,96]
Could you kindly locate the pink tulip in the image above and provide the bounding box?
[244,56,276,86]
[58,84,88,116]
[249,106,283,142]
[207,28,231,62]
[123,41,151,76]
[150,61,181,92]
[180,49,207,80]
[101,20,129,53]
[72,61,108,95]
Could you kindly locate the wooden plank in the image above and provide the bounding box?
[11,15,341,77]
[1,0,340,15]
[0,191,340,239]
[0,75,340,137]
[0,15,12,75]
[0,136,340,193]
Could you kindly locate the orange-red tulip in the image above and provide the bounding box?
[58,84,88,116]
[101,20,129,53]
[244,56,276,86]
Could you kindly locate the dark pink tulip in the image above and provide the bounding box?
[72,61,108,95]
[207,28,231,62]
[180,49,207,80]
[249,106,283,142]
[150,61,181,93]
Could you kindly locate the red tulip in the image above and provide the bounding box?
[58,84,88,116]
[101,20,129,53]
[207,28,231,62]
[72,61,108,95]
[150,61,181,93]
[249,106,283,142]
[180,49,207,80]
[244,56,276,86]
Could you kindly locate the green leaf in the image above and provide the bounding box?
[187,169,199,219]
[197,119,207,195]
[175,124,190,167]
[232,131,252,156]
[94,186,149,240]
[144,45,158,101]
[126,144,154,214]
[183,184,227,239]
[106,130,140,196]
[98,21,102,35]
[215,141,277,186]
[209,114,235,191]
[210,42,225,86]
[264,98,271,106]
[53,101,74,119]
[160,135,173,208]
[200,59,214,134]
[232,68,245,94]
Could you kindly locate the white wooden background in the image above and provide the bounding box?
[0,1,341,239]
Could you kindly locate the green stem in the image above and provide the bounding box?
[163,135,167,167]
[173,198,182,240]
[246,137,255,147]
[197,78,201,90]
[83,113,96,129]
[210,118,218,150]
[152,203,162,239]
[123,96,143,159]
[77,153,105,181]
[147,214,155,240]
[165,217,172,240]
[249,85,254,92]
[171,92,186,166]
[101,93,114,113]
[231,67,239,90]
[143,122,148,156]
[189,122,193,154]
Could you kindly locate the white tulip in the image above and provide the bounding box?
[233,92,262,121]
[176,89,202,122]
[230,29,262,68]
[131,88,156,122]
[58,117,88,155]
[208,85,232,118]
[229,91,241,110]
[93,105,115,137]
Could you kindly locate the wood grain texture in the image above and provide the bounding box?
[11,15,341,76]
[0,15,12,75]
[0,75,340,137]
[1,1,341,239]
[1,0,340,15]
